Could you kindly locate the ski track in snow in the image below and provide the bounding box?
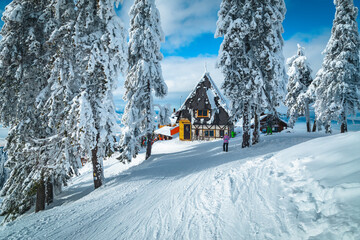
[1,132,360,240]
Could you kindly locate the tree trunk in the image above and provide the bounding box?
[46,179,53,205]
[252,110,259,145]
[145,77,153,160]
[35,180,46,213]
[92,133,102,189]
[325,122,331,134]
[312,119,317,132]
[305,102,311,132]
[242,105,250,148]
[146,133,152,160]
[340,111,347,133]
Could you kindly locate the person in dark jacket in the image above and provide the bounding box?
[223,133,230,152]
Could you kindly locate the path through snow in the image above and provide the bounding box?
[1,131,359,240]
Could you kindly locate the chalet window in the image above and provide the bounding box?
[197,110,209,118]
[220,130,224,137]
[195,129,199,136]
[205,130,214,137]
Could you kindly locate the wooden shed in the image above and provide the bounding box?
[251,114,288,133]
[175,71,234,141]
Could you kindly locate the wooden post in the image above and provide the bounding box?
[202,124,204,141]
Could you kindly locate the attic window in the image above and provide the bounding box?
[197,110,209,118]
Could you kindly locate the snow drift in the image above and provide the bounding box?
[0,131,359,239]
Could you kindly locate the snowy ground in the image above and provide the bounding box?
[0,129,360,239]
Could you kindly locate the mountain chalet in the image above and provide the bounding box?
[175,72,234,141]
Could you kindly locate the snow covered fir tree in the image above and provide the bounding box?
[313,0,360,133]
[0,0,57,222]
[0,0,127,222]
[69,0,127,188]
[285,44,313,132]
[119,0,167,162]
[250,0,287,144]
[216,0,262,148]
[216,0,286,148]
[0,0,360,238]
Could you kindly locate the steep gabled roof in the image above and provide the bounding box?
[250,114,288,127]
[176,71,232,126]
[178,71,230,113]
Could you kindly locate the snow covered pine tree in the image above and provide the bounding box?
[216,0,286,147]
[74,0,127,188]
[313,0,360,133]
[216,0,263,148]
[285,44,313,132]
[0,0,56,221]
[34,0,85,212]
[119,0,167,162]
[252,0,287,143]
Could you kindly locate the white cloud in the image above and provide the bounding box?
[118,0,221,50]
[283,30,331,77]
[162,56,223,93]
[113,55,224,110]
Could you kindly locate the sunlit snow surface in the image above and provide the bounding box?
[0,129,359,239]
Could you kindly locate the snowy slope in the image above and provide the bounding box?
[1,131,359,240]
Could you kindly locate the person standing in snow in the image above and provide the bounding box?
[223,133,230,152]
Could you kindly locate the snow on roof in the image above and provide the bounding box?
[170,115,177,125]
[154,126,177,137]
[206,72,230,112]
[249,114,288,126]
[178,71,230,114]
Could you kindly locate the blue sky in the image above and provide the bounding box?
[1,0,360,112]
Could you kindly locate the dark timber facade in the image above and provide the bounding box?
[175,72,234,141]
